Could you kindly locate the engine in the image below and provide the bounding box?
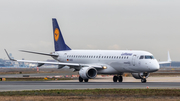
[79,67,97,79]
[131,73,150,79]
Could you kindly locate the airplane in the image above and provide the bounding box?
[5,18,171,83]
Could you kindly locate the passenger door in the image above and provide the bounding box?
[132,55,136,66]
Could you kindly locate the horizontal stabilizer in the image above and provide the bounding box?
[19,50,58,57]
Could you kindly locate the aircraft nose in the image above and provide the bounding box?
[150,61,160,72]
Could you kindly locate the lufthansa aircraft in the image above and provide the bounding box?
[5,18,171,83]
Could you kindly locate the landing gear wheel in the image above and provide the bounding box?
[79,76,83,82]
[113,76,118,82]
[118,76,123,82]
[141,79,147,83]
[84,79,89,82]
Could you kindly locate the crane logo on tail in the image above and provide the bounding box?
[54,28,59,41]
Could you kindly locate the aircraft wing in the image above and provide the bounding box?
[158,51,172,64]
[16,60,80,66]
[159,61,171,64]
[13,59,103,69]
[5,49,104,69]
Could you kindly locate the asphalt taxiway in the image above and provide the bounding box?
[0,81,180,91]
[0,77,180,91]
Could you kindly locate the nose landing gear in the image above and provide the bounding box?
[113,75,123,82]
[141,75,147,83]
[141,79,147,83]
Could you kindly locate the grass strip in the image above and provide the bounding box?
[0,89,180,97]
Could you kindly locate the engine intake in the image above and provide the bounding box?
[131,73,150,79]
[79,67,97,79]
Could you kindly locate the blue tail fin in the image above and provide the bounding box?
[52,18,71,51]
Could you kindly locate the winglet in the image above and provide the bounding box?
[168,51,171,62]
[4,49,16,61]
[158,51,172,64]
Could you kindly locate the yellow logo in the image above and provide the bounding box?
[54,28,59,41]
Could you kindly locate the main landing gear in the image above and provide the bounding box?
[113,75,123,82]
[79,76,89,82]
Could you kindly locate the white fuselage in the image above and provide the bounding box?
[53,50,160,74]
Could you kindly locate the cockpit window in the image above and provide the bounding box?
[139,55,154,59]
[145,55,154,59]
[139,56,144,59]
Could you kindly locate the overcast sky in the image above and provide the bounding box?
[0,0,180,61]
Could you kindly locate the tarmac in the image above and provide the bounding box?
[0,73,69,78]
[0,76,180,91]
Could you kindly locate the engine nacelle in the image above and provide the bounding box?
[131,73,150,79]
[79,67,97,79]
